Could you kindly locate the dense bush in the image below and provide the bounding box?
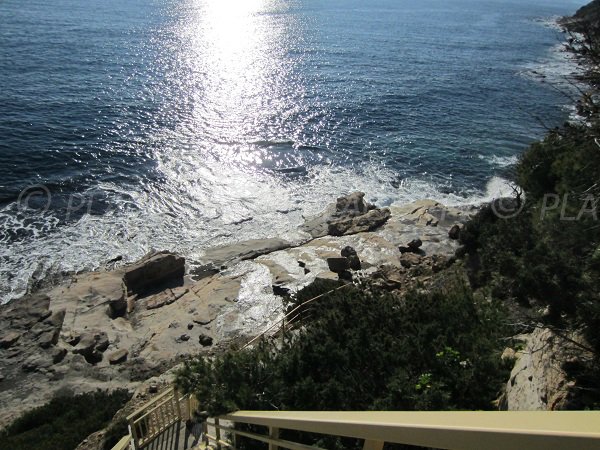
[102,418,130,450]
[0,389,131,450]
[176,278,509,449]
[457,11,600,408]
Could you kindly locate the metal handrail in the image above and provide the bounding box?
[240,283,352,350]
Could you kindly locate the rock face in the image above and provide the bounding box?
[146,287,189,310]
[0,332,20,349]
[123,251,185,295]
[201,238,292,267]
[0,197,475,430]
[0,249,246,429]
[108,349,128,365]
[499,328,593,410]
[73,331,110,364]
[301,192,391,238]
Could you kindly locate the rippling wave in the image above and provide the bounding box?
[0,0,586,302]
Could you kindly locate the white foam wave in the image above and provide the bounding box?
[478,154,519,167]
[0,160,511,304]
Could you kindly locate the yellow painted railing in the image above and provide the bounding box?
[205,410,600,450]
[110,435,131,450]
[112,391,600,450]
[116,387,198,449]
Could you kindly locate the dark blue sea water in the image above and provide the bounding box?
[0,0,586,302]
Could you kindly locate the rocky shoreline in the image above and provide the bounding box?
[0,192,475,428]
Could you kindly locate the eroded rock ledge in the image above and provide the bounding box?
[0,193,472,427]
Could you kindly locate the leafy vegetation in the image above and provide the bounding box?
[177,278,509,449]
[102,418,129,450]
[458,11,600,408]
[0,389,131,450]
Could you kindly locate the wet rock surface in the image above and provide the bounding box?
[0,197,472,428]
[301,192,391,238]
[201,238,292,267]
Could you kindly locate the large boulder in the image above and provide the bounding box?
[335,191,372,216]
[123,251,185,296]
[108,349,128,365]
[371,265,405,290]
[51,347,67,364]
[199,334,213,347]
[400,253,422,268]
[0,332,20,349]
[328,208,391,236]
[37,330,59,349]
[399,238,423,254]
[341,246,361,270]
[301,192,390,238]
[448,224,461,240]
[327,257,350,273]
[72,330,109,364]
[45,309,66,328]
[34,310,65,348]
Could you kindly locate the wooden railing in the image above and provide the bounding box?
[127,387,181,448]
[206,410,600,450]
[114,387,199,449]
[110,435,131,450]
[112,390,600,450]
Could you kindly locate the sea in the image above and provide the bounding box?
[0,0,587,303]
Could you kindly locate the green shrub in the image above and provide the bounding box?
[176,278,508,449]
[102,418,129,450]
[0,389,131,450]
